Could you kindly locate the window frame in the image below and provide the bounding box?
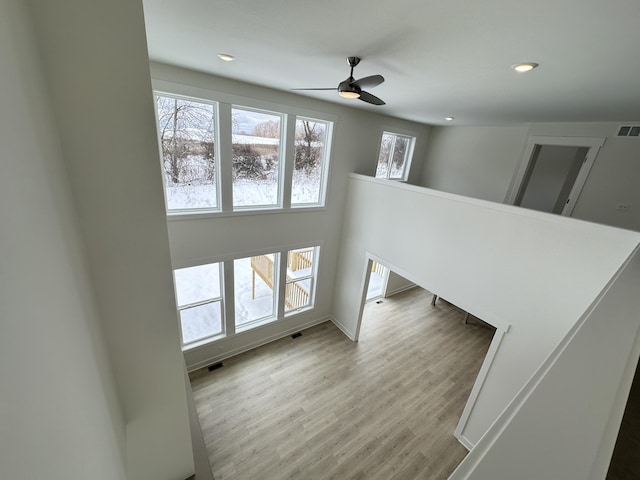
[172,243,321,348]
[174,262,225,349]
[284,246,319,315]
[153,92,222,214]
[375,130,417,181]
[290,116,333,208]
[231,105,286,211]
[152,82,336,217]
[233,252,281,332]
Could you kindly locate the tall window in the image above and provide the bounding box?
[292,118,330,206]
[234,254,279,328]
[156,94,218,211]
[285,247,318,313]
[232,107,282,208]
[375,132,415,181]
[174,263,223,346]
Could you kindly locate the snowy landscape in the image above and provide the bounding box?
[165,168,323,210]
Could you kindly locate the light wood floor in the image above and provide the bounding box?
[190,287,495,480]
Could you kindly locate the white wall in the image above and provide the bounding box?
[26,2,194,479]
[0,1,126,478]
[528,123,640,231]
[418,125,529,202]
[419,122,640,231]
[151,63,432,369]
[450,247,640,479]
[333,175,640,447]
[384,270,415,297]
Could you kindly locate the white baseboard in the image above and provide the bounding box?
[456,433,475,451]
[328,315,357,341]
[186,316,331,372]
[384,284,417,298]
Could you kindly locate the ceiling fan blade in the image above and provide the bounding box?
[290,87,336,91]
[359,91,385,106]
[352,74,384,89]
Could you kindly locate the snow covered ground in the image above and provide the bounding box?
[166,184,217,210]
[165,169,323,210]
[174,262,222,344]
[234,256,275,327]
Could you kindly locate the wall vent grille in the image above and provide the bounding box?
[617,125,640,137]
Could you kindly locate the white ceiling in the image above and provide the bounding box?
[142,0,640,126]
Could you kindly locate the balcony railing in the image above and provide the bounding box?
[250,249,314,310]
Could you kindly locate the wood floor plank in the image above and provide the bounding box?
[191,287,494,479]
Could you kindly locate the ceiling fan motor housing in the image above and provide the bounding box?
[338,78,361,96]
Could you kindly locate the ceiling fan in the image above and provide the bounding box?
[292,57,385,105]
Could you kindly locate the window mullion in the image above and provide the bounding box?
[218,102,234,212]
[387,136,397,180]
[277,251,287,319]
[282,114,296,209]
[287,274,313,284]
[178,297,220,310]
[223,259,235,335]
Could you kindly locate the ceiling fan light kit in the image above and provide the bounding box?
[293,56,386,105]
[512,62,539,73]
[339,90,360,99]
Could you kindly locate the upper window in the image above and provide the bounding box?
[232,107,282,209]
[292,118,330,206]
[375,131,415,181]
[156,94,218,211]
[154,91,333,214]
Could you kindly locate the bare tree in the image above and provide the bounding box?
[252,120,280,138]
[156,95,215,185]
[295,120,324,172]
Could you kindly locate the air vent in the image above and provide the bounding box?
[617,125,640,137]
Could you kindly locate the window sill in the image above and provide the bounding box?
[181,333,225,352]
[167,204,328,221]
[285,306,313,317]
[180,307,316,352]
[235,316,278,334]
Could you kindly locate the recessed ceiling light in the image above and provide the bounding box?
[445,116,455,121]
[512,62,539,73]
[218,53,236,62]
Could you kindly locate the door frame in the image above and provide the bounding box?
[355,252,511,450]
[505,136,605,216]
[365,261,390,302]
